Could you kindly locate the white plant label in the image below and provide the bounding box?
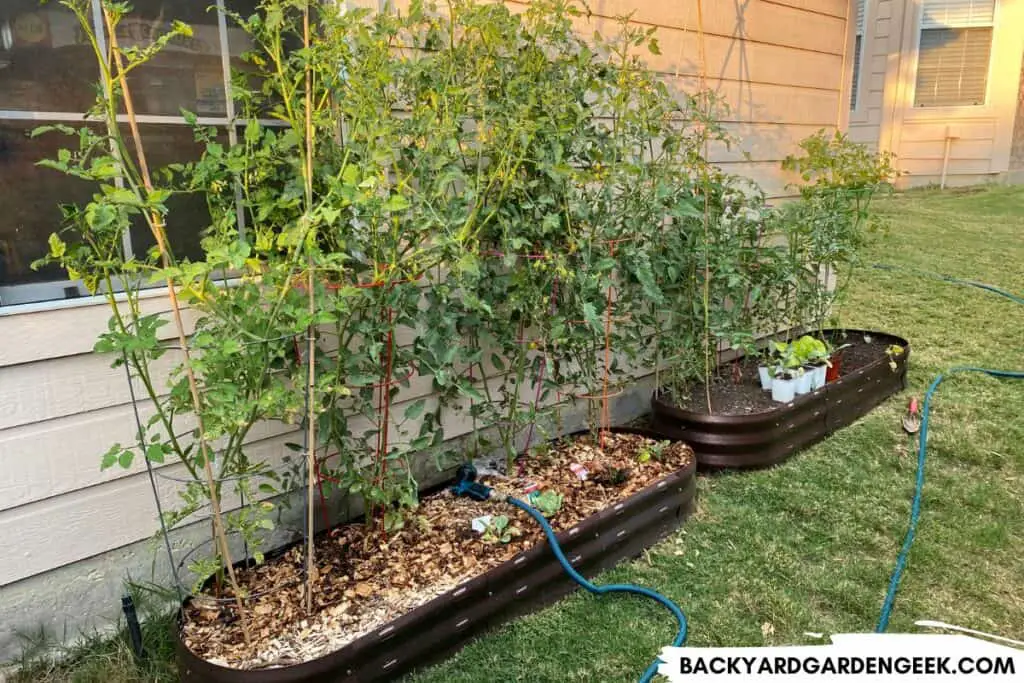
[471,515,492,534]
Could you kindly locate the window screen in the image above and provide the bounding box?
[914,0,995,107]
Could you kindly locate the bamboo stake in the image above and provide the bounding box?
[836,1,850,131]
[696,0,713,414]
[302,2,318,616]
[304,267,317,616]
[600,241,616,450]
[102,9,251,645]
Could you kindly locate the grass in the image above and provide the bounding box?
[11,185,1024,682]
[7,585,178,683]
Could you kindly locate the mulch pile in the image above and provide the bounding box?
[181,431,693,669]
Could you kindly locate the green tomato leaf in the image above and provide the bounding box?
[100,444,122,471]
[145,443,166,464]
[47,233,66,259]
[458,252,480,277]
[118,450,135,469]
[383,194,410,212]
[404,399,427,421]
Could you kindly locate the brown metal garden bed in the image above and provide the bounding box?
[176,429,697,682]
[650,330,911,468]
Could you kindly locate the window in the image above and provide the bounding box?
[851,0,867,110]
[914,0,996,107]
[0,1,257,308]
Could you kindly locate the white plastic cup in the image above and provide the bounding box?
[810,364,827,390]
[795,369,813,395]
[758,365,773,391]
[772,376,796,403]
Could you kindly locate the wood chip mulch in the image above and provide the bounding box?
[181,432,693,669]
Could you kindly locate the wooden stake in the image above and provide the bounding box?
[103,9,252,646]
[696,0,713,415]
[600,241,615,450]
[302,2,318,616]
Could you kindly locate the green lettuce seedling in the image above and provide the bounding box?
[482,515,521,544]
[529,490,564,518]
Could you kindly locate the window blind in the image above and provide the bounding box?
[915,0,995,106]
[921,0,995,29]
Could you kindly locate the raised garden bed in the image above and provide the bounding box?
[177,428,697,682]
[650,330,910,468]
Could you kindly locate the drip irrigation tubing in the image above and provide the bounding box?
[873,263,1024,633]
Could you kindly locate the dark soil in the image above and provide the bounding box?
[181,432,693,668]
[662,332,896,416]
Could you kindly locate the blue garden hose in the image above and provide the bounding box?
[453,264,1021,675]
[876,366,1024,633]
[874,264,1024,633]
[871,263,1024,305]
[451,466,686,683]
[507,496,687,683]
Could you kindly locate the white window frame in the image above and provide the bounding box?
[909,0,999,110]
[0,0,278,311]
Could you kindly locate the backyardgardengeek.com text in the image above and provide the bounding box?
[678,655,1016,676]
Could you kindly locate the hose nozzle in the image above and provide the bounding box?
[450,463,493,501]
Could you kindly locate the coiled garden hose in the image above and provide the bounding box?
[874,264,1024,633]
[506,496,687,683]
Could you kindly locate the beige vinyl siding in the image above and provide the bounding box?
[850,0,897,150]
[563,1,851,196]
[0,294,200,367]
[0,0,854,659]
[760,0,850,18]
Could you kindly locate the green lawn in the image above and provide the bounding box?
[13,186,1024,682]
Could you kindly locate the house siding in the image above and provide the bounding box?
[551,0,853,197]
[850,0,897,150]
[0,0,855,659]
[1011,51,1024,170]
[855,0,1024,187]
